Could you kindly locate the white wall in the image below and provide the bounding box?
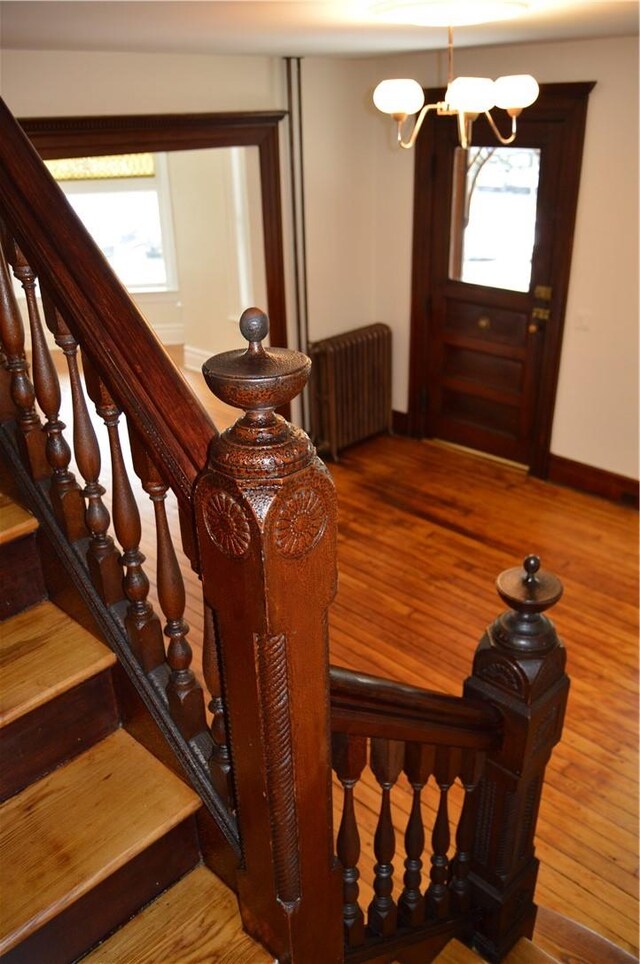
[302,37,638,479]
[2,39,637,479]
[0,48,283,114]
[169,146,267,362]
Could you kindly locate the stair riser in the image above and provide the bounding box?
[1,815,200,964]
[0,669,119,802]
[0,534,46,620]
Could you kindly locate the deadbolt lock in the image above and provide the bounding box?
[531,307,550,322]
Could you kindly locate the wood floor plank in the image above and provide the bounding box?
[0,729,200,953]
[84,865,271,963]
[0,601,116,726]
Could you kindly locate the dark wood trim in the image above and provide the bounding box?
[18,109,289,356]
[408,82,596,471]
[392,409,410,436]
[548,453,639,507]
[529,82,595,477]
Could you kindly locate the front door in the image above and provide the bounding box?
[408,82,594,474]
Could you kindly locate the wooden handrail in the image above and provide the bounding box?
[0,97,216,508]
[329,665,502,750]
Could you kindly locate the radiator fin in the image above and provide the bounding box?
[308,324,392,460]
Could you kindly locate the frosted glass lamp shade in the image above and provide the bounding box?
[373,78,425,116]
[494,74,540,110]
[445,77,496,114]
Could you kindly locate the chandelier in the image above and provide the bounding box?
[372,24,539,150]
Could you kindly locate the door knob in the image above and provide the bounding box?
[477,316,491,330]
[528,322,540,334]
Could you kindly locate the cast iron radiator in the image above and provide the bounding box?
[307,323,392,460]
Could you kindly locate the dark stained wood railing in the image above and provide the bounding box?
[330,665,502,748]
[0,92,570,963]
[0,96,215,510]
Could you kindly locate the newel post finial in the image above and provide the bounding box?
[194,309,342,963]
[464,554,569,962]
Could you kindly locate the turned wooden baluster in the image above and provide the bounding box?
[426,746,460,920]
[399,742,435,927]
[5,242,86,538]
[42,300,122,602]
[202,603,234,807]
[450,748,485,914]
[0,240,48,477]
[332,732,367,947]
[0,340,16,421]
[129,430,206,740]
[368,737,405,937]
[83,356,165,673]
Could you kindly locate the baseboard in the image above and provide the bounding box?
[392,410,410,436]
[183,344,212,373]
[151,321,184,345]
[547,454,638,508]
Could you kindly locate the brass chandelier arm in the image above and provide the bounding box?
[483,109,518,145]
[397,102,443,150]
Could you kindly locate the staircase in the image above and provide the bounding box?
[0,93,634,964]
[0,493,269,963]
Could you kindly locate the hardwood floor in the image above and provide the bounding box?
[42,347,640,956]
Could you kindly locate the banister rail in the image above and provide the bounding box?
[0,96,216,508]
[330,664,502,749]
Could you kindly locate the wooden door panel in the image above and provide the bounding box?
[443,346,524,394]
[438,394,523,461]
[443,300,529,348]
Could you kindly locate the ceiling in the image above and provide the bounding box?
[0,0,637,58]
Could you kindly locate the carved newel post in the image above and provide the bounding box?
[464,555,569,962]
[194,309,342,963]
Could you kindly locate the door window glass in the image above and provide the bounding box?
[449,146,541,293]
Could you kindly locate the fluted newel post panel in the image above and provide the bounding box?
[464,555,569,962]
[194,309,343,963]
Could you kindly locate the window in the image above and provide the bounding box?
[46,153,178,292]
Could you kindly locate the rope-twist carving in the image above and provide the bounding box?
[255,633,301,905]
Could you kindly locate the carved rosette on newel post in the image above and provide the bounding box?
[464,555,569,963]
[194,309,342,963]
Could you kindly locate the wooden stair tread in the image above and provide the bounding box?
[0,492,38,545]
[85,865,272,963]
[0,600,116,726]
[0,728,201,954]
